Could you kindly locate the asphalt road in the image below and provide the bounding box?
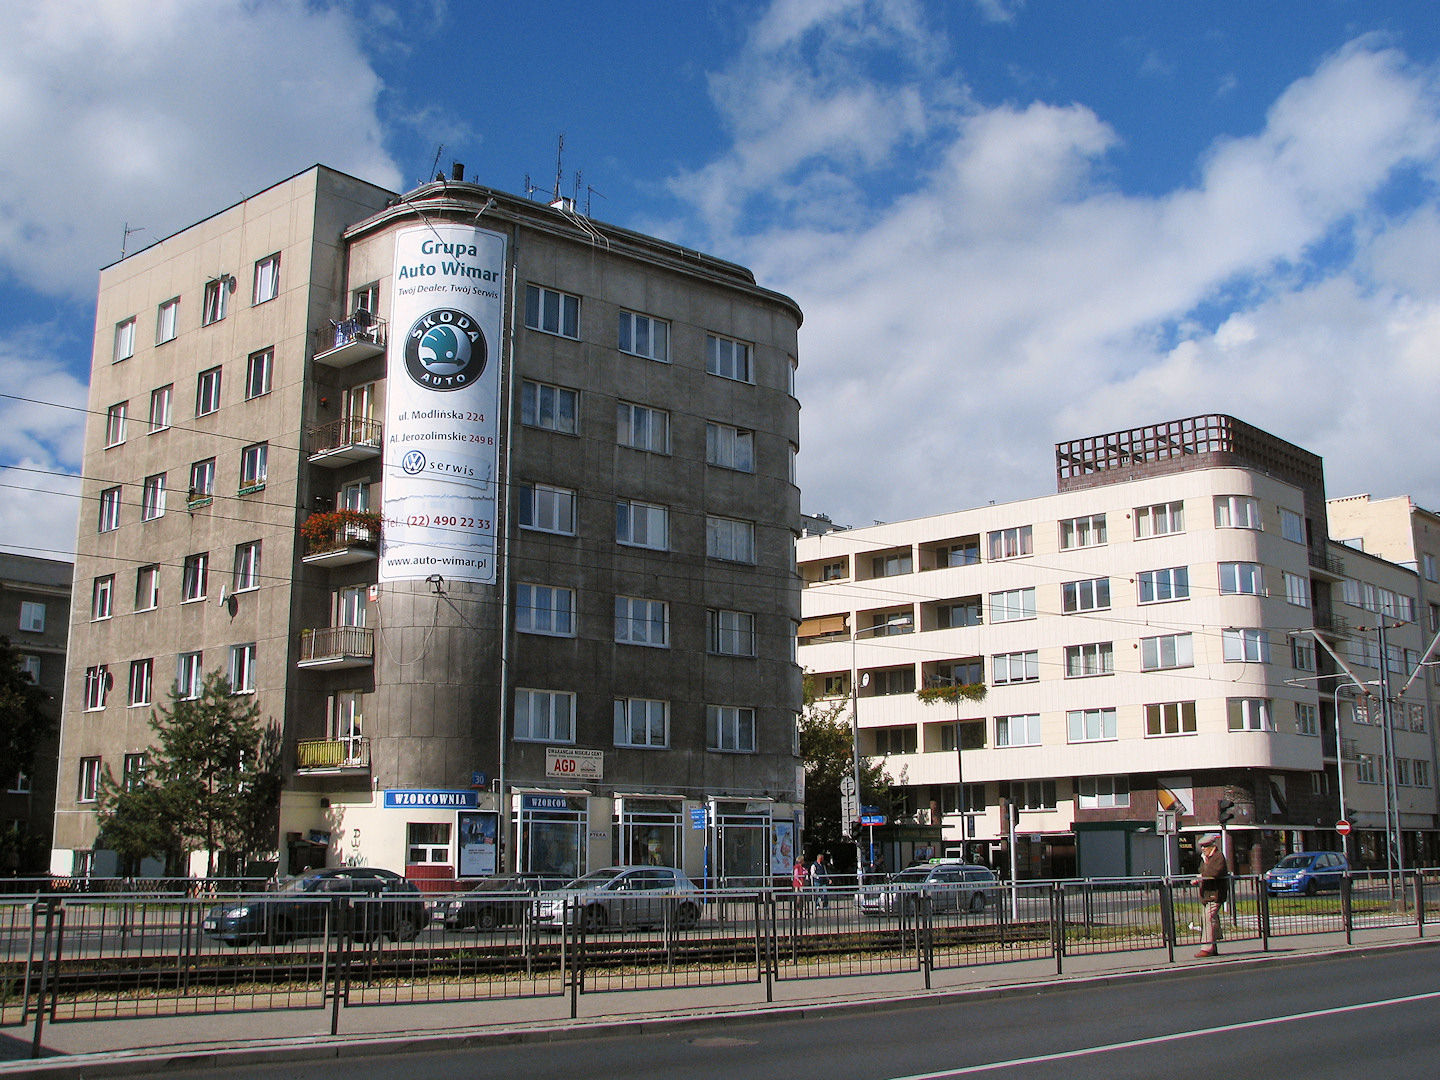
[173,943,1440,1080]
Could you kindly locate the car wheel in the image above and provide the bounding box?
[583,905,607,932]
[476,907,499,931]
[675,902,700,930]
[969,892,986,913]
[1304,880,1317,897]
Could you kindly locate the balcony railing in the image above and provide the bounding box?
[314,315,386,368]
[1309,549,1346,576]
[301,520,379,567]
[307,417,382,464]
[297,626,374,668]
[295,737,370,771]
[1313,610,1350,635]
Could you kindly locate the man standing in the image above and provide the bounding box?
[810,852,831,909]
[1194,833,1229,957]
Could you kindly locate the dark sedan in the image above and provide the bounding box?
[203,867,427,946]
[440,873,569,930]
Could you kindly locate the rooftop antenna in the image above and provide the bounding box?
[121,223,146,259]
[585,184,607,217]
[552,133,565,203]
[427,144,444,185]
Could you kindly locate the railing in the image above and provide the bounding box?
[1309,549,1346,575]
[298,626,374,663]
[315,315,386,357]
[302,521,379,558]
[306,417,382,457]
[1313,610,1350,634]
[295,737,370,770]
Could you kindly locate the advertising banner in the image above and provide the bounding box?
[381,225,506,583]
[458,811,498,877]
[545,747,603,780]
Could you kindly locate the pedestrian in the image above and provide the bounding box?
[809,852,831,909]
[1193,833,1229,957]
[792,856,808,916]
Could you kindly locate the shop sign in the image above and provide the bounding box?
[383,789,479,809]
[546,747,603,780]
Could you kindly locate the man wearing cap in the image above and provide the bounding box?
[1194,833,1229,957]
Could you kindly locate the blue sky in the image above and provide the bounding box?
[4,0,1440,554]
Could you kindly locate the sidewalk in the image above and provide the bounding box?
[2,926,1432,1077]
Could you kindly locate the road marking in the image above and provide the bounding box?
[887,988,1440,1078]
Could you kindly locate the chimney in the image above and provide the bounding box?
[451,163,465,182]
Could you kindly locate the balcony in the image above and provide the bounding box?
[295,737,370,773]
[1312,610,1350,636]
[301,511,381,567]
[307,417,382,466]
[314,314,386,369]
[297,626,374,669]
[1309,549,1346,579]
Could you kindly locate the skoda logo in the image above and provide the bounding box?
[404,308,487,391]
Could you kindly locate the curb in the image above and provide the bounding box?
[4,936,1435,1077]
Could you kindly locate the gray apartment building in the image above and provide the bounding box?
[55,165,804,886]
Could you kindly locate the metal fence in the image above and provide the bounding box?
[4,871,1436,1057]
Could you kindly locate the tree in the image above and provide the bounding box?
[98,672,283,876]
[0,636,53,873]
[799,674,890,870]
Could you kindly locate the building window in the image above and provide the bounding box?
[1295,702,1319,736]
[1227,698,1273,731]
[1291,636,1316,671]
[1059,514,1106,549]
[1062,577,1110,613]
[229,643,257,694]
[1077,775,1130,809]
[1145,701,1196,736]
[514,688,574,742]
[872,552,913,578]
[189,458,215,503]
[706,422,755,472]
[1007,779,1058,811]
[705,334,752,382]
[114,317,136,362]
[874,726,918,755]
[615,596,669,647]
[1214,496,1260,529]
[995,713,1041,747]
[935,659,983,688]
[19,601,45,632]
[1223,628,1270,663]
[1137,566,1189,604]
[1424,554,1438,583]
[78,757,101,803]
[706,515,756,563]
[616,402,669,453]
[938,597,982,628]
[119,753,146,792]
[1283,572,1311,608]
[989,588,1036,623]
[1219,562,1263,595]
[1281,508,1305,544]
[245,348,273,399]
[988,526,1032,560]
[1415,759,1431,788]
[156,298,178,344]
[105,402,127,447]
[516,583,575,636]
[939,538,981,567]
[707,705,756,752]
[616,500,669,550]
[871,666,915,696]
[9,767,30,793]
[614,698,668,748]
[233,541,261,592]
[1065,642,1114,678]
[618,311,668,361]
[141,473,166,521]
[524,284,579,338]
[252,253,280,305]
[406,823,451,865]
[993,650,1039,684]
[128,659,152,707]
[182,552,208,602]
[136,565,159,611]
[1135,501,1183,538]
[517,482,576,535]
[1067,707,1117,743]
[1140,633,1193,671]
[521,380,578,433]
[84,665,109,711]
[354,283,379,313]
[19,655,41,682]
[821,560,848,581]
[196,367,222,416]
[1355,754,1377,784]
[202,277,229,325]
[92,575,114,621]
[708,609,756,656]
[177,651,202,700]
[149,384,172,432]
[239,443,267,493]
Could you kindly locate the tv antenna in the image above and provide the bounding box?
[426,144,444,184]
[121,223,146,259]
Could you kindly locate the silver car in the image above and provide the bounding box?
[534,866,703,931]
[857,862,997,916]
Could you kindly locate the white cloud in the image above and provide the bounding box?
[677,18,1440,524]
[0,344,87,558]
[0,0,401,297]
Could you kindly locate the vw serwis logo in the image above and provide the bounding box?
[404,308,487,391]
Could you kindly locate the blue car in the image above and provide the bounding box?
[1264,851,1348,896]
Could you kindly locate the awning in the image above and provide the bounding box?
[798,614,849,638]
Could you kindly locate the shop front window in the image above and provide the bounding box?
[714,800,772,887]
[518,794,587,879]
[615,798,681,867]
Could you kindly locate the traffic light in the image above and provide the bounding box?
[848,819,864,841]
[1218,799,1236,825]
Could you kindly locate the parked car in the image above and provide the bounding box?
[857,861,998,916]
[202,867,427,946]
[534,866,703,931]
[439,873,569,930]
[1264,851,1349,896]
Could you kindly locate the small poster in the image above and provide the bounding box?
[458,811,497,877]
[771,820,796,874]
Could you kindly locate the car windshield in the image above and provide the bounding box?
[1275,855,1317,869]
[473,877,524,893]
[892,867,931,884]
[276,874,328,894]
[564,869,625,888]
